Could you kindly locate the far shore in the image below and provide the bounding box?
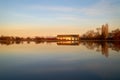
[0,39,120,42]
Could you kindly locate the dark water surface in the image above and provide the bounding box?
[0,41,120,80]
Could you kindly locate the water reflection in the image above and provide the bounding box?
[81,41,120,57]
[0,40,120,58]
[57,41,80,45]
[0,40,120,80]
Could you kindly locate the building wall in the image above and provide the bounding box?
[57,36,79,41]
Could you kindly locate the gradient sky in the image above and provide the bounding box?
[0,0,120,37]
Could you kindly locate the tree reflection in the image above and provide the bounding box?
[0,40,120,57]
[81,41,120,57]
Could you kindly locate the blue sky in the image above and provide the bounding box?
[0,0,120,36]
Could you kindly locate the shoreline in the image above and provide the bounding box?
[0,40,120,42]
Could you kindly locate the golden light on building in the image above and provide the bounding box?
[57,35,79,41]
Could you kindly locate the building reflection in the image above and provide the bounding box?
[101,42,109,57]
[57,41,80,46]
[0,40,120,58]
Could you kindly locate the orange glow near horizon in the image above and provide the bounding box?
[0,24,119,37]
[0,25,87,37]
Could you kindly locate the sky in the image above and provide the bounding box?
[0,0,120,37]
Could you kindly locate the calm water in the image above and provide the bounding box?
[0,41,120,80]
